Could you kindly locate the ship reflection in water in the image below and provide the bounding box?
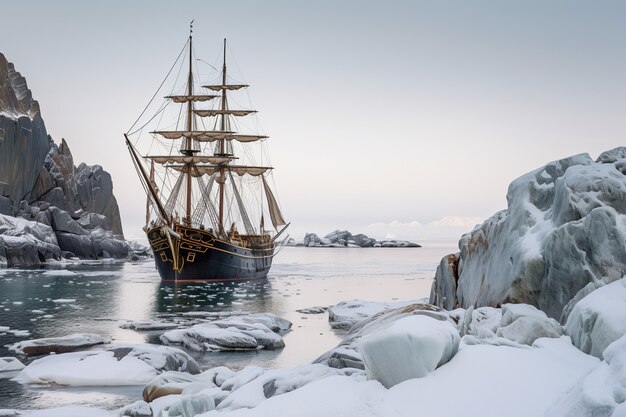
[156,278,273,314]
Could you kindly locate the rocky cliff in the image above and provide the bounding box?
[0,52,129,266]
[430,147,626,321]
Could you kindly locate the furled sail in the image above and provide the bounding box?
[147,155,235,165]
[165,95,217,103]
[194,109,256,117]
[202,84,248,91]
[151,131,232,140]
[262,176,286,229]
[167,164,272,177]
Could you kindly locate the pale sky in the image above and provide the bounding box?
[2,0,626,242]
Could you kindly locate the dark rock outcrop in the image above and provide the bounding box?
[0,52,130,266]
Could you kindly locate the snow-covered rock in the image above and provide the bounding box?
[9,333,108,355]
[429,253,459,310]
[458,303,563,347]
[547,334,626,417]
[296,306,328,314]
[328,299,417,330]
[317,303,454,370]
[359,314,460,387]
[565,277,626,359]
[430,148,626,320]
[14,344,200,386]
[161,313,291,352]
[189,337,596,417]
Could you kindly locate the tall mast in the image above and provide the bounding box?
[184,21,194,225]
[218,38,227,234]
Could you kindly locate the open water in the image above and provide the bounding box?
[0,243,456,410]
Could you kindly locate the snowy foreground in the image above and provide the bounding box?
[4,284,626,417]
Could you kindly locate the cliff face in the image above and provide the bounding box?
[0,52,128,266]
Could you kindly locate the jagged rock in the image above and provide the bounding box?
[431,149,626,320]
[0,214,61,266]
[304,233,321,247]
[55,230,129,259]
[77,212,107,230]
[0,196,11,216]
[429,253,459,310]
[325,230,353,245]
[40,187,65,210]
[74,163,124,236]
[49,206,87,235]
[352,233,375,247]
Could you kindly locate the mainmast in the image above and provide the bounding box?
[183,21,195,226]
[218,38,227,235]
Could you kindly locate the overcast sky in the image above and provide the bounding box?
[2,0,626,242]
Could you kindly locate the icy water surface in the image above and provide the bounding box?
[0,243,456,410]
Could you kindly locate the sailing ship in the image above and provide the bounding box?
[125,26,288,282]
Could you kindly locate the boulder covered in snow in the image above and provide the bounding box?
[14,344,200,386]
[328,299,418,330]
[359,314,460,388]
[458,303,563,347]
[161,313,291,352]
[9,333,108,356]
[430,148,626,320]
[565,277,626,359]
[317,303,456,370]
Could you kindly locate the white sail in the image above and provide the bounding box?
[262,176,286,229]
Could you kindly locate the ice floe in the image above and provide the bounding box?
[14,344,200,386]
[9,333,108,355]
[161,313,291,352]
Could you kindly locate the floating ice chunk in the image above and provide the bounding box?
[10,333,108,355]
[42,270,76,276]
[0,357,24,373]
[8,330,30,337]
[565,277,626,358]
[359,315,460,387]
[120,320,179,331]
[14,343,200,386]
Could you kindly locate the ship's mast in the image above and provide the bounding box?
[183,23,194,226]
[218,38,227,234]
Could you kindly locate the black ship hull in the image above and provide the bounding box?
[147,225,275,282]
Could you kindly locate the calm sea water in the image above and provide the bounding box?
[0,243,456,410]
